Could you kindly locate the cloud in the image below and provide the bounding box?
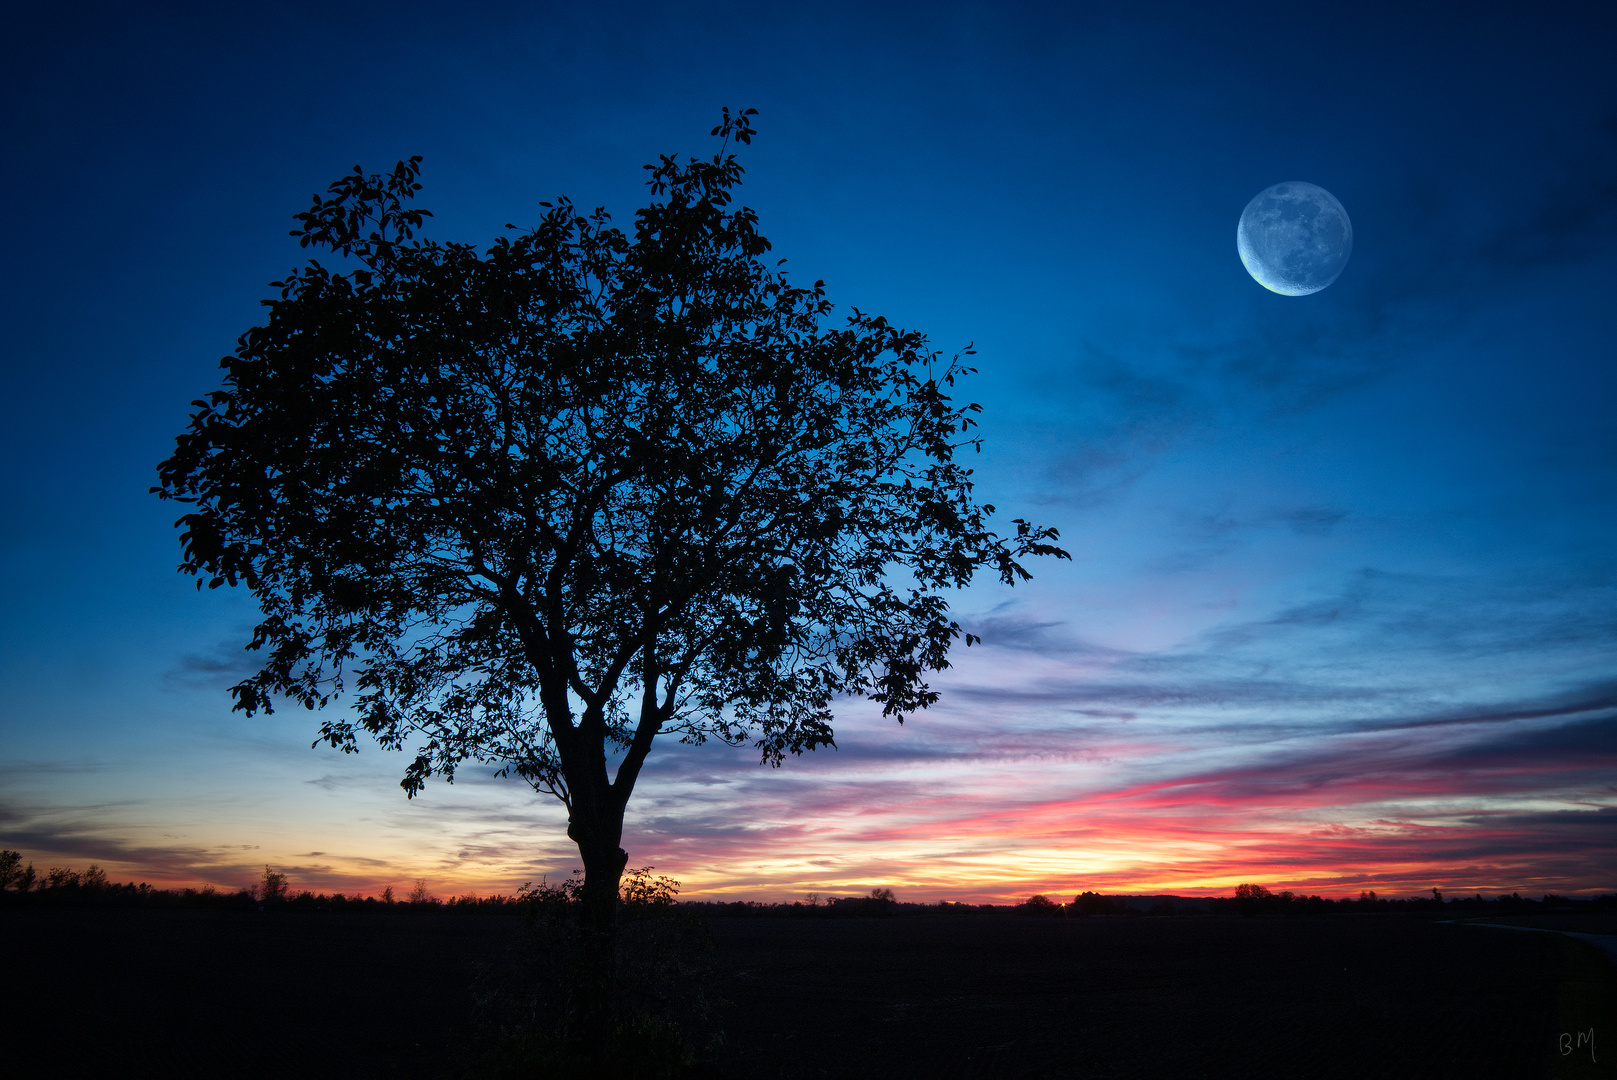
[1439,711,1617,761]
[1276,507,1349,536]
[1472,114,1617,274]
[0,799,262,886]
[163,640,263,690]
[17,565,1617,904]
[958,612,1120,657]
[1161,566,1617,685]
[1032,112,1617,508]
[597,591,1617,901]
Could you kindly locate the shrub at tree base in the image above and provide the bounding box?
[475,869,721,1078]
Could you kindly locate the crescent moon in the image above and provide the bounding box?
[1237,182,1353,296]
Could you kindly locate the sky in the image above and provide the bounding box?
[3,1,1616,903]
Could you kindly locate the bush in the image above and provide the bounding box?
[1017,894,1063,916]
[259,867,289,905]
[0,851,34,892]
[1072,891,1116,916]
[474,868,723,1079]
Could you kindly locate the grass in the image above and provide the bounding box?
[1551,933,1617,1078]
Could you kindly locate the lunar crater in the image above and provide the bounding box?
[1237,181,1352,296]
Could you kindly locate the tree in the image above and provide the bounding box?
[0,850,35,893]
[154,107,1067,1033]
[1234,882,1273,917]
[1072,890,1115,916]
[1017,893,1062,916]
[260,866,289,904]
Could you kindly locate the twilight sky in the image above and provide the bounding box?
[3,1,1615,902]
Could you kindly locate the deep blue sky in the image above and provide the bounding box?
[3,2,1615,899]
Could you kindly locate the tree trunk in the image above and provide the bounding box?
[569,822,628,1052]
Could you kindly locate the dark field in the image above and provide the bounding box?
[4,909,1610,1078]
[706,916,1607,1079]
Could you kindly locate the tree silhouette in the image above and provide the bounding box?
[1018,893,1062,916]
[1072,890,1115,915]
[0,850,36,893]
[155,107,1067,1038]
[260,866,289,904]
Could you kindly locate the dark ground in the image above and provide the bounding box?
[1,907,513,1075]
[706,915,1607,1079]
[3,908,1609,1078]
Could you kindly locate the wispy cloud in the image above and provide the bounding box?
[599,575,1617,901]
[1031,113,1617,510]
[163,638,264,691]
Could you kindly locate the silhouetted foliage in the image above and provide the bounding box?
[1233,882,1271,916]
[866,887,898,915]
[621,867,682,913]
[7,851,1611,924]
[152,106,1068,1036]
[1192,883,1584,917]
[479,867,720,1078]
[0,857,254,910]
[1072,891,1118,916]
[1017,894,1063,916]
[259,866,289,904]
[0,850,33,892]
[0,853,545,912]
[1216,883,1340,917]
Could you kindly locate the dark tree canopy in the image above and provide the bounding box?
[155,108,1067,923]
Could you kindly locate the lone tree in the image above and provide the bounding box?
[155,107,1066,962]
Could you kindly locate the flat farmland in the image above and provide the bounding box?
[1,908,514,1076]
[706,915,1594,1079]
[3,908,1605,1077]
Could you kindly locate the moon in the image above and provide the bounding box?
[1237,181,1352,296]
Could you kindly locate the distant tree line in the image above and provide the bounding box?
[0,853,678,918]
[692,886,1617,919]
[681,888,911,919]
[4,853,1611,918]
[679,890,1186,918]
[1205,883,1617,918]
[0,852,524,914]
